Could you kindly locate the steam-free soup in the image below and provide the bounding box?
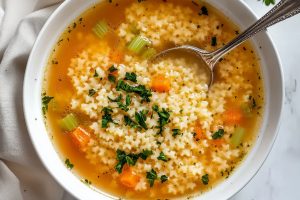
[42,0,264,199]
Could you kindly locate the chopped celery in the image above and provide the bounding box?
[230,127,245,147]
[59,113,78,131]
[128,35,151,54]
[92,21,109,38]
[142,48,157,59]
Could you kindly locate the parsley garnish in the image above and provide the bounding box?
[211,36,217,46]
[202,174,209,185]
[108,74,116,83]
[172,129,181,137]
[263,0,275,6]
[65,158,74,169]
[152,105,171,135]
[88,89,96,96]
[160,175,168,183]
[101,107,115,128]
[124,72,137,83]
[135,110,148,130]
[212,129,224,140]
[42,94,54,115]
[139,149,153,160]
[108,65,118,73]
[146,169,157,187]
[124,115,140,129]
[116,80,152,103]
[108,94,131,111]
[115,149,152,173]
[157,152,169,162]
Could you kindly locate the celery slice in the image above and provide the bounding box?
[59,113,78,131]
[230,127,245,147]
[92,21,109,38]
[142,48,157,59]
[128,35,151,54]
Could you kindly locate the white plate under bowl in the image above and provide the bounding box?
[23,0,284,199]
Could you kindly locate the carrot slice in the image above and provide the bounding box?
[151,75,171,93]
[109,50,124,64]
[70,126,91,150]
[223,108,243,125]
[211,138,225,147]
[119,166,140,188]
[194,126,204,141]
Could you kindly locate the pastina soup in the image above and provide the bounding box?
[42,0,264,199]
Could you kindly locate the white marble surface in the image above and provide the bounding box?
[231,1,300,200]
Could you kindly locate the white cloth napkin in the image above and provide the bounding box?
[0,0,75,199]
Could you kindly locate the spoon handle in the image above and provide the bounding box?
[207,0,300,66]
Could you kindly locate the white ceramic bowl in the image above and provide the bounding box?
[23,0,284,199]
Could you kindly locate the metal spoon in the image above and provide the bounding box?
[154,0,300,86]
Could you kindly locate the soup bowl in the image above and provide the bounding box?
[23,0,283,199]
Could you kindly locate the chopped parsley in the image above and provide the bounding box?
[211,36,217,46]
[101,107,115,128]
[42,94,54,115]
[88,89,96,97]
[160,175,168,183]
[146,169,157,187]
[152,105,171,135]
[124,72,137,83]
[212,129,224,140]
[116,80,152,103]
[115,149,152,173]
[157,152,169,162]
[263,0,275,6]
[124,115,140,129]
[65,158,74,170]
[135,110,148,130]
[139,149,153,160]
[81,179,92,185]
[108,94,131,111]
[201,174,209,185]
[172,129,181,137]
[108,74,116,83]
[108,65,118,73]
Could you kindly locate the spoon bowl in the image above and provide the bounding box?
[154,0,300,86]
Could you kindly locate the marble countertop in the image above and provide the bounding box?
[231,1,300,200]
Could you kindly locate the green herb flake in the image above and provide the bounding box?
[152,105,171,135]
[108,65,118,73]
[252,98,257,109]
[160,175,168,183]
[65,158,74,170]
[125,72,137,83]
[124,115,140,129]
[172,129,181,137]
[108,74,116,83]
[263,0,275,6]
[116,80,152,103]
[146,169,157,187]
[101,107,115,128]
[135,110,148,130]
[88,89,96,97]
[211,36,217,46]
[42,94,54,115]
[212,129,224,140]
[157,152,169,162]
[139,149,153,160]
[81,179,92,185]
[115,149,144,173]
[93,70,99,77]
[201,174,209,185]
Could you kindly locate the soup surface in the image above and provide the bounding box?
[42,0,264,199]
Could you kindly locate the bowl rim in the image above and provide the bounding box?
[23,0,284,199]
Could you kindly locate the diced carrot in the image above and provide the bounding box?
[211,138,225,147]
[223,108,243,125]
[119,166,140,188]
[151,75,171,93]
[109,50,124,64]
[194,126,205,141]
[70,126,91,150]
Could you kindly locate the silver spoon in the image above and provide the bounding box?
[154,0,300,86]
